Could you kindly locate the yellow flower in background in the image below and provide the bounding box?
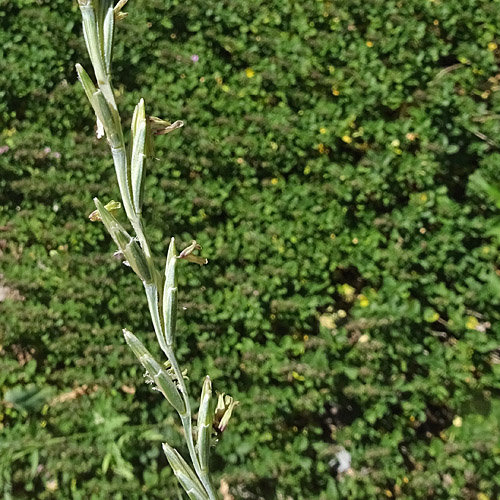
[292,371,305,381]
[320,127,327,134]
[342,135,352,144]
[465,316,479,330]
[488,42,497,51]
[245,68,255,78]
[359,295,370,307]
[271,178,278,185]
[366,41,373,47]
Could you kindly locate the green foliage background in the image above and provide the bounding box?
[2,0,500,498]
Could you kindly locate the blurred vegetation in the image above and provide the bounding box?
[2,0,500,498]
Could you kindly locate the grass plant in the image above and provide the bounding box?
[76,2,237,498]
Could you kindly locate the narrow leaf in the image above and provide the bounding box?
[79,2,108,85]
[102,1,115,76]
[131,99,147,214]
[94,198,150,281]
[75,63,97,103]
[91,90,120,147]
[144,283,168,354]
[123,330,185,414]
[123,238,152,283]
[164,286,177,347]
[197,376,213,472]
[163,238,178,346]
[94,197,130,250]
[165,238,177,288]
[162,442,207,500]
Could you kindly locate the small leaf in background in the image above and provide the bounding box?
[4,386,52,413]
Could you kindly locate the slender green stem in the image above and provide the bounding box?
[166,348,218,500]
[182,415,217,500]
